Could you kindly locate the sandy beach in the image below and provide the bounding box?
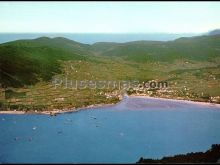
[1,95,220,115]
[129,95,220,108]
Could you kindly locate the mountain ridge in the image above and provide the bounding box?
[1,34,220,87]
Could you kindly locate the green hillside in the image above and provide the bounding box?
[0,37,94,87]
[0,35,220,111]
[91,35,220,62]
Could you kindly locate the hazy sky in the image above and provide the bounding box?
[0,2,220,33]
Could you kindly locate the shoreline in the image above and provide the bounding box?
[129,95,220,107]
[0,103,116,115]
[1,95,220,115]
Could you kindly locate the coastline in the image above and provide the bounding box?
[129,95,220,108]
[0,103,116,116]
[1,95,220,115]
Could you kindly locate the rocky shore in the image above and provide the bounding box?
[137,144,220,163]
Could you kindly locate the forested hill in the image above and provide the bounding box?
[0,34,220,87]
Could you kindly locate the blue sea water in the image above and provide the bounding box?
[0,97,220,163]
[0,33,197,44]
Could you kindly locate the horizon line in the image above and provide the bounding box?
[0,31,206,34]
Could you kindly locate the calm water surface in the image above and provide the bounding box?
[0,97,220,163]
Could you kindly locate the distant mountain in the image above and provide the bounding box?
[91,35,220,62]
[0,33,199,44]
[208,29,220,36]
